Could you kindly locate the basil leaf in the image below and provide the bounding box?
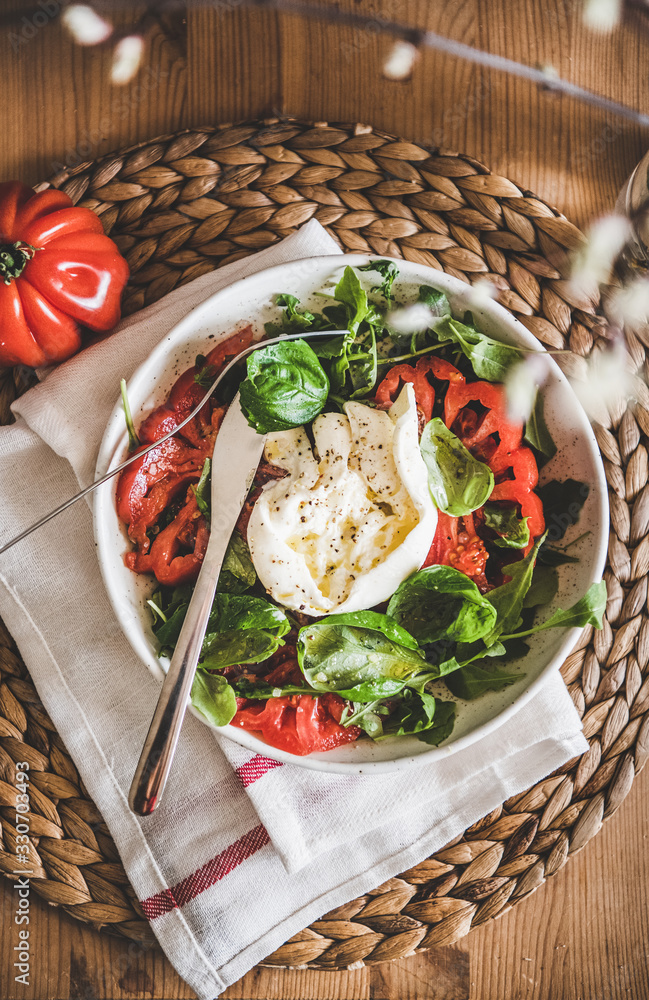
[387,565,497,645]
[445,663,521,700]
[334,265,370,336]
[483,503,530,549]
[191,671,237,727]
[434,316,522,382]
[502,580,607,639]
[240,339,329,433]
[415,700,456,745]
[191,458,211,519]
[420,418,494,516]
[524,392,557,461]
[218,532,256,594]
[201,594,290,668]
[483,534,546,644]
[536,479,590,543]
[358,259,400,301]
[297,617,427,701]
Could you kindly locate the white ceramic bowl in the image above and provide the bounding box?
[94,254,609,773]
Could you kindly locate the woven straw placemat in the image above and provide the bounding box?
[1,118,648,967]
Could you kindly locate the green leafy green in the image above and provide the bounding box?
[387,565,497,646]
[524,392,557,461]
[333,266,371,336]
[191,458,211,519]
[240,339,329,433]
[217,532,256,594]
[445,663,521,700]
[420,418,494,515]
[483,504,530,549]
[415,700,457,745]
[522,565,559,609]
[358,259,400,301]
[434,316,522,382]
[120,378,140,451]
[501,581,607,639]
[191,671,237,727]
[418,285,452,319]
[264,293,327,337]
[536,479,590,543]
[202,594,290,669]
[381,687,437,737]
[297,612,426,702]
[482,535,546,644]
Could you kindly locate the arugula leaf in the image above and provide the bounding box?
[202,594,290,669]
[194,355,216,388]
[387,565,497,646]
[240,339,329,433]
[358,259,400,301]
[536,546,580,566]
[524,392,557,462]
[483,504,530,549]
[415,700,456,745]
[536,479,590,543]
[418,285,452,319]
[340,700,387,738]
[191,671,237,727]
[434,316,522,382]
[522,565,559,609]
[217,531,256,594]
[501,580,607,639]
[264,293,327,336]
[191,458,211,519]
[382,687,437,737]
[297,614,427,702]
[482,534,546,644]
[445,663,521,700]
[420,418,494,516]
[120,378,140,451]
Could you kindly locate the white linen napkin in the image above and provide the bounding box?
[0,220,587,998]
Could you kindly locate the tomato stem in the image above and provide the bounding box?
[0,241,40,285]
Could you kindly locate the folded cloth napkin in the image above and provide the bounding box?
[0,220,588,998]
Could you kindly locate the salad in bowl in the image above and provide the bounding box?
[94,255,608,772]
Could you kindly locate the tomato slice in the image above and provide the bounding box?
[232,694,361,755]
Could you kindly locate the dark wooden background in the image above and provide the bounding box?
[1,1,648,997]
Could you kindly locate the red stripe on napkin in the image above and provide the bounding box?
[140,824,270,919]
[236,755,284,787]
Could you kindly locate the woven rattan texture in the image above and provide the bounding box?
[1,119,648,967]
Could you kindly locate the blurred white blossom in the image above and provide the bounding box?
[62,4,112,45]
[383,41,419,80]
[570,214,631,297]
[608,277,649,336]
[571,343,633,424]
[386,302,433,334]
[583,0,622,32]
[111,35,145,85]
[504,354,551,423]
[465,279,497,310]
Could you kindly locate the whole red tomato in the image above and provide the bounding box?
[0,181,129,368]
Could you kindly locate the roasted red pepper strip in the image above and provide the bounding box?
[231,693,361,755]
[117,328,255,583]
[375,356,464,424]
[126,490,210,585]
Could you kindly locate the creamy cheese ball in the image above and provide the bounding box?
[247,383,438,616]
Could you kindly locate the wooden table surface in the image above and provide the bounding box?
[1,2,648,998]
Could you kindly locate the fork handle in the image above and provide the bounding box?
[128,544,225,815]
